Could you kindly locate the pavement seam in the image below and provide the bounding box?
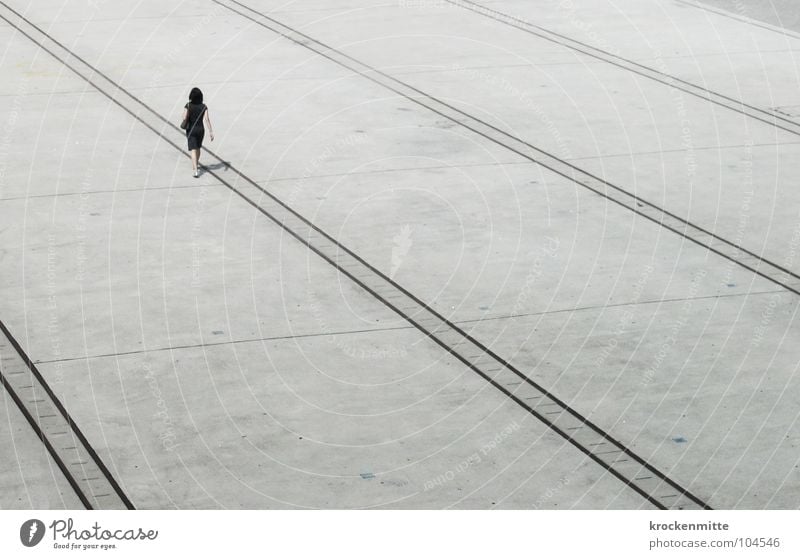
[6,139,800,203]
[31,288,782,366]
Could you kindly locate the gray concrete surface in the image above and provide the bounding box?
[1,0,799,509]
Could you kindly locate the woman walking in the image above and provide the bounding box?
[181,87,214,177]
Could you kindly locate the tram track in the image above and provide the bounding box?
[444,0,800,137]
[0,320,134,509]
[0,0,755,509]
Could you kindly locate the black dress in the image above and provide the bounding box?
[184,102,206,150]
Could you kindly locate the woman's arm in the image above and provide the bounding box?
[205,109,214,141]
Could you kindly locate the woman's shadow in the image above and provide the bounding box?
[200,161,229,172]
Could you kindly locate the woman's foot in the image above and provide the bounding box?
[193,168,199,178]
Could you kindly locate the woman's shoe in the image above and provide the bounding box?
[193,169,199,178]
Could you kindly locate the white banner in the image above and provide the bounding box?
[1,510,797,558]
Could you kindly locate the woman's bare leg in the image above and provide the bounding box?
[190,149,199,172]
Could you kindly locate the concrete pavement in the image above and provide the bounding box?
[1,0,799,509]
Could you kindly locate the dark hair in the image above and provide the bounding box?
[189,87,203,104]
